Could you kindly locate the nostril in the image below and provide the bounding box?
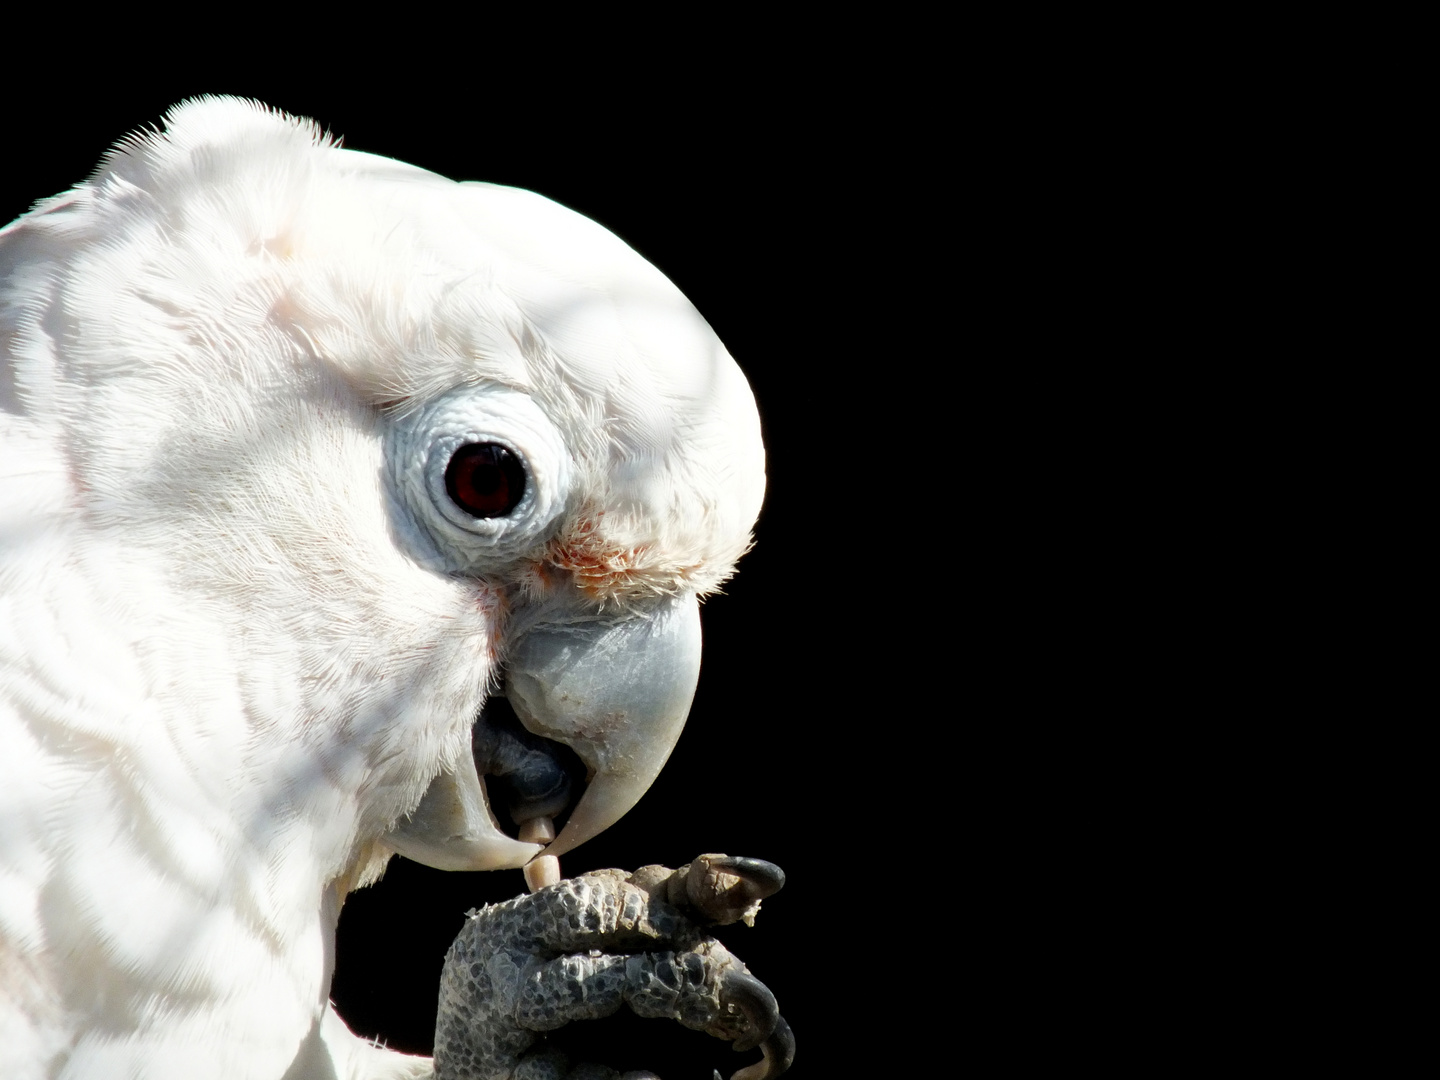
[472,695,586,837]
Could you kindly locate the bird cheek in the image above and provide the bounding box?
[507,559,561,606]
[471,581,508,664]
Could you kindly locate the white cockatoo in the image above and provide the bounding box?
[0,98,769,1079]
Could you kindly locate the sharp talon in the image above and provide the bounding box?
[704,857,786,904]
[682,856,786,924]
[720,971,779,1053]
[763,1017,796,1078]
[729,1016,795,1080]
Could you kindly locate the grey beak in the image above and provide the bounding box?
[384,595,702,870]
[506,594,702,859]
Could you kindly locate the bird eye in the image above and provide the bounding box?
[445,443,527,518]
[388,385,568,568]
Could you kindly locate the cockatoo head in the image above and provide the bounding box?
[2,97,764,890]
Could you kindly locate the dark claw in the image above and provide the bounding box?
[680,856,786,925]
[757,1017,796,1079]
[727,1016,795,1080]
[719,970,779,1053]
[725,1016,795,1080]
[704,857,786,905]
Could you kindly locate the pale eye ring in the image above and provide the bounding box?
[445,443,527,518]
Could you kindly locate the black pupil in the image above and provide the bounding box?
[445,443,525,518]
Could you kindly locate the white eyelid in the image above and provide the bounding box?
[387,385,572,570]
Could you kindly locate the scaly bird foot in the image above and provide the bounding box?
[433,857,792,1080]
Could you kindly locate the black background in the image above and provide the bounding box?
[3,74,866,1078]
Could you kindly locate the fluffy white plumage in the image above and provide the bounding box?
[0,98,764,1078]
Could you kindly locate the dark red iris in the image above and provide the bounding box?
[445,443,526,518]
